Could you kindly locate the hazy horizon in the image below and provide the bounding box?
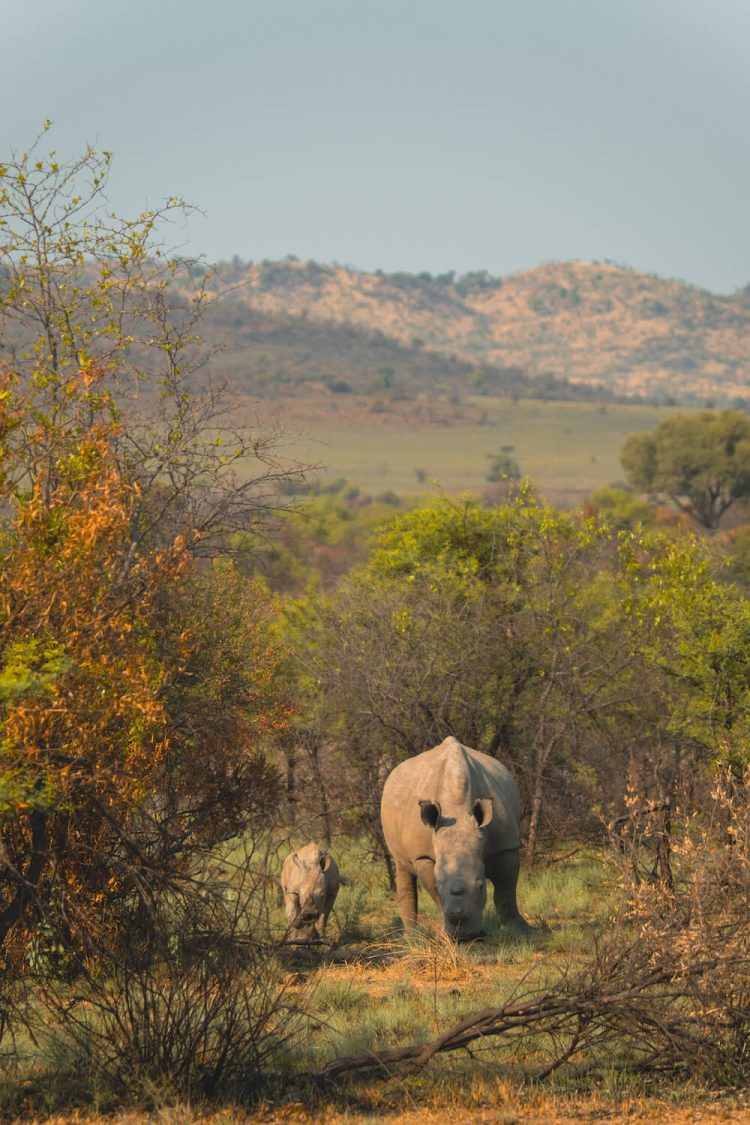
[5,0,750,295]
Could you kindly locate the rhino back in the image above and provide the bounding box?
[381,737,521,868]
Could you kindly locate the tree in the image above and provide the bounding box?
[0,366,286,964]
[233,483,410,595]
[621,410,750,530]
[486,451,521,482]
[627,533,750,774]
[0,124,305,557]
[285,492,679,864]
[586,486,654,531]
[282,478,750,877]
[0,124,300,962]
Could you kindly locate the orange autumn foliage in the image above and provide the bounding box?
[0,366,286,961]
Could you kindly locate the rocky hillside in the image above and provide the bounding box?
[208,259,750,405]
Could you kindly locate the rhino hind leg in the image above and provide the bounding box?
[395,863,418,930]
[485,849,531,933]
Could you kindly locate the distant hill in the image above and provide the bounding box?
[201,303,616,404]
[203,259,750,406]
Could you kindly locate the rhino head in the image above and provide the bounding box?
[419,796,493,939]
[291,848,332,934]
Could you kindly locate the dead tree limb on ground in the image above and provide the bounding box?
[316,950,748,1084]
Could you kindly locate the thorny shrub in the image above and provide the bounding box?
[608,772,750,1083]
[23,838,302,1106]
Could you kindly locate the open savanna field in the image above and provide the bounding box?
[11,837,749,1125]
[272,393,686,500]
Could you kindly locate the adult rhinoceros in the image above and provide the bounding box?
[280,842,341,943]
[380,736,528,939]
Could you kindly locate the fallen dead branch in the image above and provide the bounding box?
[316,944,749,1083]
[319,991,580,1079]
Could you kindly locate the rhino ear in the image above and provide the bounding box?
[473,798,493,827]
[320,853,331,872]
[291,851,301,868]
[419,800,441,828]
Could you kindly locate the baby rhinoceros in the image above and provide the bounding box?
[280,842,341,943]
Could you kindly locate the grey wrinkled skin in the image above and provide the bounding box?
[280,842,340,943]
[381,736,530,940]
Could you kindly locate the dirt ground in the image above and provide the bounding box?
[245,1099,750,1124]
[19,1093,750,1125]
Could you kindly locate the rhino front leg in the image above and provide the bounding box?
[316,885,339,939]
[311,913,326,941]
[284,893,300,930]
[414,857,440,907]
[485,849,531,932]
[395,863,418,930]
[284,893,310,942]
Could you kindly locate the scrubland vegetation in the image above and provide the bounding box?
[0,131,748,1122]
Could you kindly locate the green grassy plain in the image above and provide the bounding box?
[286,397,685,501]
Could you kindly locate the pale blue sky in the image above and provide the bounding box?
[4,0,749,292]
